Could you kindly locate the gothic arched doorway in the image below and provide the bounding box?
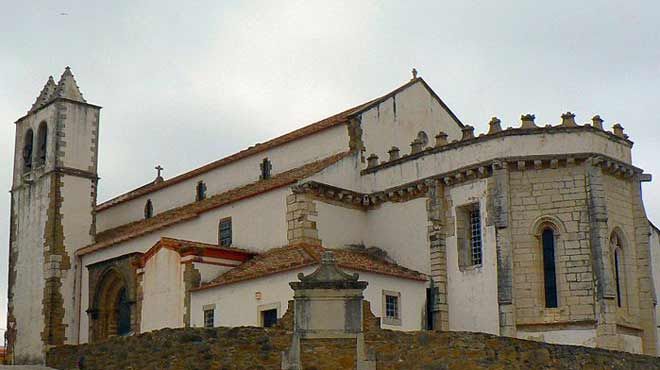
[91,268,133,341]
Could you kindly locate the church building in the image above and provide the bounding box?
[7,67,660,364]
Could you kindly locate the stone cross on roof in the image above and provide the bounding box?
[154,165,164,183]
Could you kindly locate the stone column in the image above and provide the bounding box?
[426,179,449,330]
[631,175,658,355]
[586,159,619,350]
[282,251,375,370]
[489,161,516,336]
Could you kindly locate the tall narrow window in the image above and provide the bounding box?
[457,203,483,269]
[611,233,625,308]
[219,218,232,247]
[196,181,207,201]
[260,158,272,180]
[37,121,48,164]
[144,199,153,219]
[23,129,34,172]
[542,228,558,308]
[469,206,482,265]
[203,308,214,328]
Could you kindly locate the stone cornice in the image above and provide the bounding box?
[361,125,633,175]
[296,153,644,210]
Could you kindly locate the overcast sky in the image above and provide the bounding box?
[1,0,659,333]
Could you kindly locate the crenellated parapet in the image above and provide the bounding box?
[361,112,634,182]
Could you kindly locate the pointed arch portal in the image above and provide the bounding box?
[90,268,133,341]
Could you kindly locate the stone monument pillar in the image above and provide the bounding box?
[282,251,375,370]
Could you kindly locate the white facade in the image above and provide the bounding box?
[9,71,659,363]
[189,267,427,331]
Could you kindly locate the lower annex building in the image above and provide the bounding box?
[7,67,660,363]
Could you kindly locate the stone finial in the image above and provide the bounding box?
[366,153,379,168]
[560,112,577,127]
[29,76,57,113]
[612,123,625,138]
[410,139,423,154]
[388,146,400,161]
[487,117,502,134]
[435,131,448,147]
[591,115,604,130]
[55,66,86,103]
[293,250,363,288]
[520,114,537,129]
[461,125,475,140]
[411,68,418,80]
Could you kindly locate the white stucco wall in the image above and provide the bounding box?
[190,267,427,331]
[60,176,96,344]
[78,187,290,342]
[140,248,185,331]
[365,198,429,275]
[446,179,500,335]
[96,124,349,231]
[359,81,463,162]
[10,176,50,362]
[316,202,366,248]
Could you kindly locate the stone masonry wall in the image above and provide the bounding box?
[509,161,596,326]
[47,324,660,369]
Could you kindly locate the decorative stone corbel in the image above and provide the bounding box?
[366,154,379,168]
[461,125,475,140]
[435,131,448,147]
[591,115,604,130]
[388,146,400,161]
[560,112,578,127]
[488,117,502,134]
[612,123,625,138]
[520,114,537,129]
[410,139,423,154]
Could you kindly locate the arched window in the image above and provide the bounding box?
[196,181,207,201]
[542,228,558,308]
[37,121,48,164]
[23,129,34,172]
[144,199,153,219]
[610,232,626,308]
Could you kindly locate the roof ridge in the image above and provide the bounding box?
[80,152,350,256]
[96,78,428,211]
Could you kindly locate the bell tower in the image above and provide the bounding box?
[7,67,101,364]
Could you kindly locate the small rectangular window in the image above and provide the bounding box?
[382,290,401,326]
[219,218,232,247]
[203,309,214,328]
[261,309,277,328]
[386,295,399,319]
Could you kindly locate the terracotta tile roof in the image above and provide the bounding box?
[137,237,256,268]
[96,77,462,211]
[193,243,427,291]
[77,151,351,257]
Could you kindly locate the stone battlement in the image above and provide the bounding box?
[363,113,632,176]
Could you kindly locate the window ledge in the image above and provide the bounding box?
[383,317,401,326]
[458,264,483,272]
